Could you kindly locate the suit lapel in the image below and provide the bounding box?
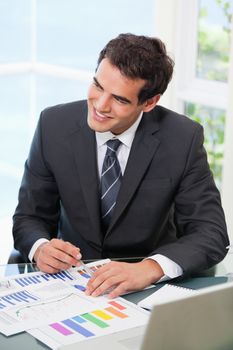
[107,112,160,234]
[70,119,103,244]
[69,107,160,241]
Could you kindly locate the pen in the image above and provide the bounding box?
[79,259,94,277]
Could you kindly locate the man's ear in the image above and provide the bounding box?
[142,94,161,112]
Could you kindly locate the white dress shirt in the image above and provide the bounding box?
[29,112,183,281]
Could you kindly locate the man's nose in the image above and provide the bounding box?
[96,93,111,113]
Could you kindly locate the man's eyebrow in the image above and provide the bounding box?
[93,77,132,104]
[112,94,132,104]
[93,77,103,89]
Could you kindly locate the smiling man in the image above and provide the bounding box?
[87,60,159,135]
[12,33,229,298]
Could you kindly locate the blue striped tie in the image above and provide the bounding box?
[100,139,122,232]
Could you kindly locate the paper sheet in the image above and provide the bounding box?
[0,257,149,350]
[0,259,111,335]
[28,298,149,350]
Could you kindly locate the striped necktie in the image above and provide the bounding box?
[100,139,122,232]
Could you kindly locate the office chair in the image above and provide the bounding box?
[7,248,26,264]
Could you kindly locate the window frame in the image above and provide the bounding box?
[155,0,233,246]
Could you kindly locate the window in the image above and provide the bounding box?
[172,0,233,189]
[154,0,233,247]
[197,0,232,82]
[0,0,155,262]
[155,0,233,247]
[190,0,233,188]
[185,102,225,188]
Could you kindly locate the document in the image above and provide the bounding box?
[29,298,149,350]
[0,259,149,350]
[0,259,111,335]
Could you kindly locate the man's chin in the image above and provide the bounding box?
[87,118,110,133]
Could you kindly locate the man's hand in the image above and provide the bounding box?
[34,238,82,273]
[85,259,164,298]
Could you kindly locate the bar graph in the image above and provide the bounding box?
[11,260,109,292]
[14,270,75,288]
[0,290,39,309]
[0,258,121,337]
[48,300,130,340]
[28,296,149,348]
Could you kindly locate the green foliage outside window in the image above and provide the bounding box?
[197,0,232,81]
[185,102,225,189]
[185,0,232,188]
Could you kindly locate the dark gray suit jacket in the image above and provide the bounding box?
[13,100,229,274]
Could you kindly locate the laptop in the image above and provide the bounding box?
[59,281,233,350]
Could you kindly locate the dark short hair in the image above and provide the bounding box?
[97,33,174,104]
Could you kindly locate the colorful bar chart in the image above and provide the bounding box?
[28,296,149,349]
[49,300,129,339]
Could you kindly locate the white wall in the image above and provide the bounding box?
[154,0,179,109]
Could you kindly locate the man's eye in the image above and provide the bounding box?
[115,97,128,104]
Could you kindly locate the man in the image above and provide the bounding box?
[13,33,229,298]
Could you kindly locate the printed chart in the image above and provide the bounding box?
[29,298,149,349]
[0,260,110,335]
[0,259,149,349]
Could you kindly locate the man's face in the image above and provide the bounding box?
[87,58,148,135]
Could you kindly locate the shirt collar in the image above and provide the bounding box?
[95,112,143,149]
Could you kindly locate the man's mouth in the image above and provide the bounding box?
[94,108,111,121]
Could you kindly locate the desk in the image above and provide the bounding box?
[0,264,233,350]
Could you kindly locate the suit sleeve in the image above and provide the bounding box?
[13,111,60,261]
[153,125,229,274]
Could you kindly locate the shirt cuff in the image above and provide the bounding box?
[146,254,183,283]
[28,238,49,262]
